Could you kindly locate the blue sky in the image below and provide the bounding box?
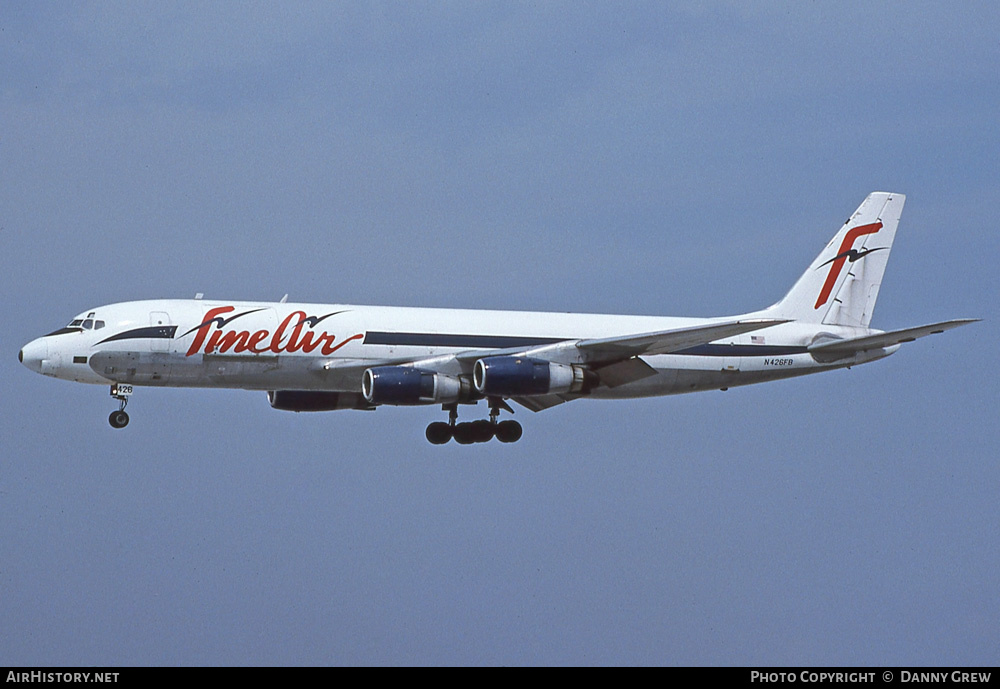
[2,2,997,665]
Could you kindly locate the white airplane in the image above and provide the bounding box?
[20,192,975,444]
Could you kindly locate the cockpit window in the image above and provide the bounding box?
[68,316,105,330]
[46,315,105,336]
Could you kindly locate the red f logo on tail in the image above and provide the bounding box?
[814,222,882,309]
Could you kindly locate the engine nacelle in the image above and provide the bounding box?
[362,366,468,406]
[473,356,595,397]
[268,390,372,412]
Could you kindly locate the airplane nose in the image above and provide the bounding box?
[19,338,47,373]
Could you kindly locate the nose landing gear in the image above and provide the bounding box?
[108,383,132,429]
[424,399,522,445]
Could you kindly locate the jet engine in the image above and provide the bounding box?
[362,366,470,405]
[473,356,596,397]
[268,390,372,412]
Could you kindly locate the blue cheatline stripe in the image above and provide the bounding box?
[676,344,808,357]
[363,331,808,357]
[363,331,565,349]
[97,325,178,344]
[44,327,84,337]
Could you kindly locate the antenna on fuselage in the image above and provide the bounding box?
[280,294,289,303]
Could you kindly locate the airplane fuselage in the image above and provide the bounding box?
[20,298,886,398]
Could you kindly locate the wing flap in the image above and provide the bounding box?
[592,357,659,388]
[315,358,383,389]
[511,394,573,412]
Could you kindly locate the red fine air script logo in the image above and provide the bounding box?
[814,222,883,310]
[184,306,363,357]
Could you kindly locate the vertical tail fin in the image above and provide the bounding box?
[767,192,905,327]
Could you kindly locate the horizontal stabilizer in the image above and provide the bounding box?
[808,319,978,363]
[577,318,788,362]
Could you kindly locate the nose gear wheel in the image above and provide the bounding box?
[108,384,132,429]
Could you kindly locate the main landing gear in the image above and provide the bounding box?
[108,383,132,429]
[425,399,523,445]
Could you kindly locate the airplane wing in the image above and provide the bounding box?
[317,318,789,411]
[481,318,788,411]
[808,318,978,363]
[516,319,788,399]
[573,318,788,362]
